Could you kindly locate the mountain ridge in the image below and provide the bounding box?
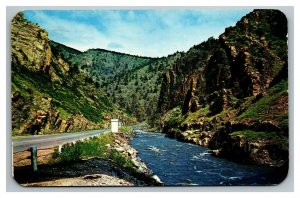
[50,40,183,121]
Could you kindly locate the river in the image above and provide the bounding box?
[130,130,287,186]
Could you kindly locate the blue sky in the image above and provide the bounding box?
[24,9,251,57]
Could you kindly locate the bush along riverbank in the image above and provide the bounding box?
[13,127,163,186]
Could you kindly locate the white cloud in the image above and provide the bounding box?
[29,11,110,52]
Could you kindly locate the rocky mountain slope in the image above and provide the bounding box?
[157,9,288,167]
[11,12,134,135]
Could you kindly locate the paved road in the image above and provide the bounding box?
[12,129,110,153]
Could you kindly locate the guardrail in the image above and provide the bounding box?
[13,131,107,172]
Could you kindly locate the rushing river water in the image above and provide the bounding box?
[130,131,286,186]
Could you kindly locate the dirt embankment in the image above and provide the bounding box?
[14,157,142,186]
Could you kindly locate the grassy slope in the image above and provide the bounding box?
[12,64,113,124]
[238,80,288,128]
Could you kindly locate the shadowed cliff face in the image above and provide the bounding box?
[11,12,134,135]
[157,9,288,167]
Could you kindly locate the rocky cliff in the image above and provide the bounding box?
[11,12,134,135]
[157,9,288,167]
[158,9,287,115]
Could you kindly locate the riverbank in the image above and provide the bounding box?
[13,128,162,186]
[163,121,288,168]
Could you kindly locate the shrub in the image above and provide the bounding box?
[230,130,285,141]
[53,133,135,170]
[181,105,209,125]
[162,107,184,127]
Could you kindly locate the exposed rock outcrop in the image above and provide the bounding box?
[209,129,288,167]
[112,132,163,185]
[16,108,101,135]
[11,12,60,81]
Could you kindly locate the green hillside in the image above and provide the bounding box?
[50,41,183,122]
